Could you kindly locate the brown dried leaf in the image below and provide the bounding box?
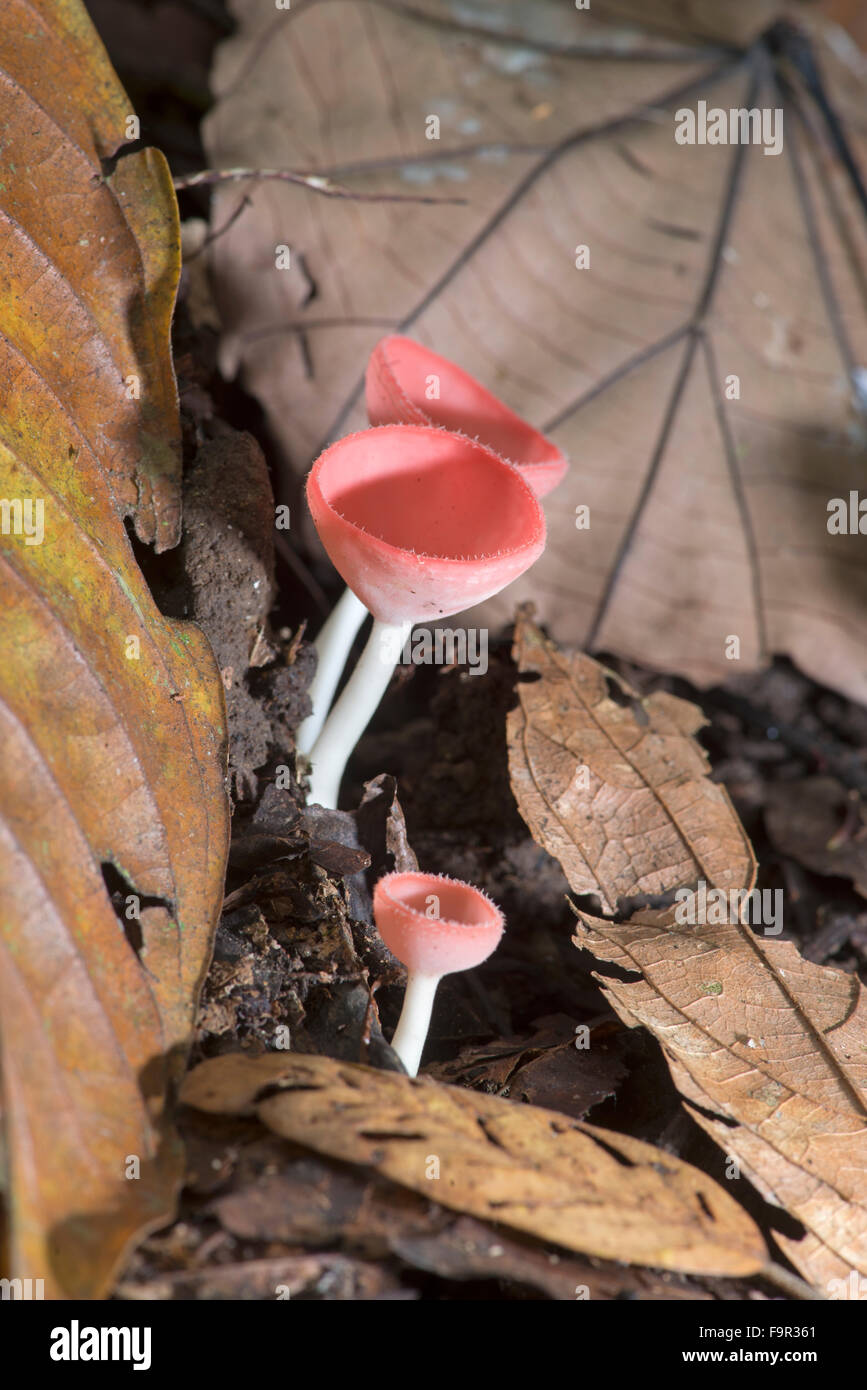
[2,1,185,549]
[204,0,867,701]
[507,608,756,912]
[0,0,229,1296]
[426,1014,627,1120]
[573,905,867,1290]
[181,1051,769,1277]
[506,613,867,1288]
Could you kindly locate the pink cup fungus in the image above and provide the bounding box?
[300,424,545,809]
[366,335,569,499]
[373,870,504,1076]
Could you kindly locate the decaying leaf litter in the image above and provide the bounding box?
[2,0,866,1301]
[509,610,867,1289]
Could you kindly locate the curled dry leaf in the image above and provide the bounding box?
[0,0,229,1296]
[573,907,867,1290]
[426,1014,627,1122]
[181,1051,769,1278]
[507,607,756,913]
[505,615,867,1287]
[205,0,867,702]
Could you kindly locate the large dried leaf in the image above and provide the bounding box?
[507,608,756,912]
[0,0,229,1297]
[204,0,867,701]
[181,1051,769,1278]
[573,907,867,1290]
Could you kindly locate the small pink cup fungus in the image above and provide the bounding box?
[301,423,545,808]
[366,335,569,499]
[374,870,504,1076]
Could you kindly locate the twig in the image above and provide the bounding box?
[173,167,468,206]
[184,194,253,262]
[761,1261,827,1301]
[118,1254,349,1294]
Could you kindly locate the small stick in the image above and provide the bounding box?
[760,1261,827,1301]
[173,167,468,206]
[184,193,253,261]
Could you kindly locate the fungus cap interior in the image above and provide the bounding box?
[317,427,540,559]
[382,873,500,928]
[375,336,557,468]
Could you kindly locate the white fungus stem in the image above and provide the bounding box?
[390,971,441,1076]
[306,615,412,809]
[296,587,368,755]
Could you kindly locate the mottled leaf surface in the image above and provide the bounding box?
[0,0,229,1297]
[507,608,756,912]
[182,1050,769,1277]
[574,905,867,1289]
[506,614,867,1289]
